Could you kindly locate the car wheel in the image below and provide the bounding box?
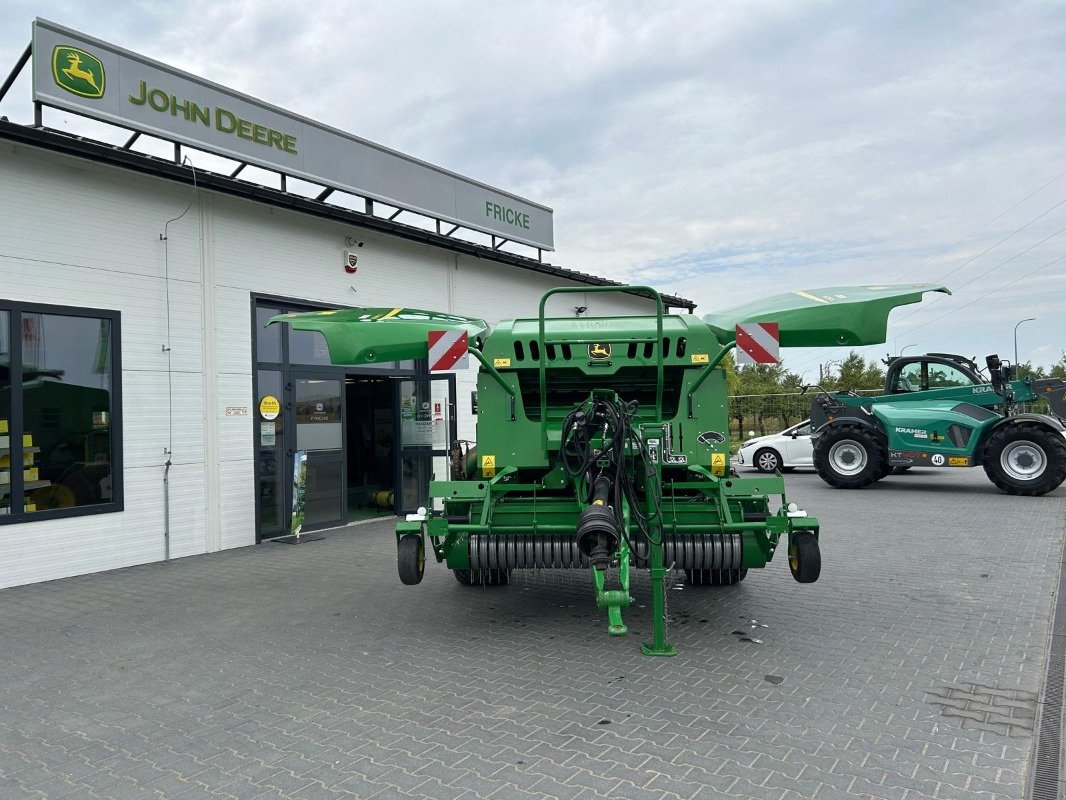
[754,448,782,473]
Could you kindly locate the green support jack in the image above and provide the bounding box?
[641,525,676,657]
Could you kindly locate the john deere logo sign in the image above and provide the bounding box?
[588,343,611,360]
[52,45,105,99]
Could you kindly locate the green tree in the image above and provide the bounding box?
[1050,353,1066,380]
[824,351,885,391]
[1017,360,1049,380]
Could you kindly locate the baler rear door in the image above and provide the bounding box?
[703,284,950,348]
[266,307,488,366]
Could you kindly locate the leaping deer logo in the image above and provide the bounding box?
[62,52,99,91]
[51,46,105,99]
[589,343,611,359]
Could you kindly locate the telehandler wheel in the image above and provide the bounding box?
[684,568,747,586]
[813,424,886,489]
[788,532,821,584]
[983,423,1066,496]
[397,535,425,585]
[754,448,782,473]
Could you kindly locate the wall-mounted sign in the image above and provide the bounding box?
[31,18,555,250]
[259,395,280,420]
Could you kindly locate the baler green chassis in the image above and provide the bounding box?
[271,282,947,655]
[395,286,822,657]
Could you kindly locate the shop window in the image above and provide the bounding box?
[0,310,9,516]
[0,302,122,523]
[255,305,282,364]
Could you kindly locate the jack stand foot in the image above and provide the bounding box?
[608,623,628,637]
[640,641,677,657]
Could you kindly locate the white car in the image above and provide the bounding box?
[736,420,813,472]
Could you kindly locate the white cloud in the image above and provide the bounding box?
[2,0,1064,366]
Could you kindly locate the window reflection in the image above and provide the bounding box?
[21,314,113,512]
[0,311,9,516]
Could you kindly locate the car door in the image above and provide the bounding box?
[782,421,814,466]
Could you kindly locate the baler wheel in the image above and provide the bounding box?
[397,535,425,585]
[788,532,820,584]
[685,568,747,586]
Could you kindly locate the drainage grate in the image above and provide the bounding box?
[1029,535,1066,800]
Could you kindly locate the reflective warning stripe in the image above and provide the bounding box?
[735,322,780,365]
[428,329,469,371]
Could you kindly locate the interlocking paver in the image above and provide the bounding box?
[0,470,1061,800]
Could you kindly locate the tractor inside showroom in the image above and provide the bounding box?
[809,350,1066,495]
[270,283,944,655]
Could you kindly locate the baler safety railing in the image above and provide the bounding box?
[536,286,666,451]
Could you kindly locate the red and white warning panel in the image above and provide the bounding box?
[428,330,469,371]
[735,322,780,365]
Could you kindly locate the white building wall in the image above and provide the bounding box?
[0,141,659,589]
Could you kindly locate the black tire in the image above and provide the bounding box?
[788,532,820,583]
[397,534,425,585]
[753,448,782,473]
[982,422,1066,496]
[453,568,510,586]
[684,568,747,586]
[813,424,886,489]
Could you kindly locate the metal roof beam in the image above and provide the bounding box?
[0,120,696,309]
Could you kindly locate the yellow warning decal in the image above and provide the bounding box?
[948,457,970,467]
[711,452,726,476]
[493,358,511,368]
[691,353,709,364]
[481,454,496,477]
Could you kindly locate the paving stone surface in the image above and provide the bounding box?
[0,469,1063,799]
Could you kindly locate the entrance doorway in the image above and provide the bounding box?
[345,376,394,522]
[252,295,457,541]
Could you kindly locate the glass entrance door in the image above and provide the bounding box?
[292,374,345,531]
[395,375,456,513]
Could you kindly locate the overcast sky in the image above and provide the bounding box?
[2,1,1064,381]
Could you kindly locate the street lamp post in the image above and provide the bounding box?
[1013,318,1036,366]
[899,343,917,357]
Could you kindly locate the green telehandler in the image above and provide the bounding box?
[270,283,945,654]
[809,351,1066,495]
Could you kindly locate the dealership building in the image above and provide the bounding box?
[0,19,693,588]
